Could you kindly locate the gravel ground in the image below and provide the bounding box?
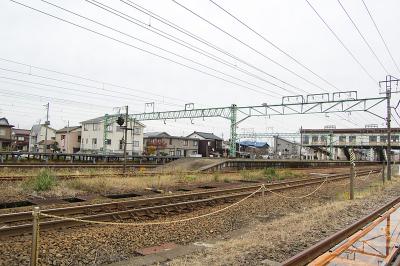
[0,168,388,266]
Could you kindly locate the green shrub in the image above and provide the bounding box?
[23,169,57,192]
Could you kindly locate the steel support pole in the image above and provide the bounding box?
[382,160,386,184]
[229,104,237,157]
[300,126,303,160]
[350,162,355,200]
[123,106,128,174]
[386,82,392,180]
[30,206,40,266]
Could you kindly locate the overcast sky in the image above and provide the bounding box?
[0,0,399,140]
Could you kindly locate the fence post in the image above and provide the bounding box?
[30,206,40,266]
[349,149,355,200]
[382,161,386,184]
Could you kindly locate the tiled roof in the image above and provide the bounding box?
[56,126,81,133]
[188,131,223,140]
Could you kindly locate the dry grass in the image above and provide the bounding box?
[0,168,304,201]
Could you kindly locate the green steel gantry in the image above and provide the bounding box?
[104,93,386,157]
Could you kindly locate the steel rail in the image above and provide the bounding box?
[282,194,400,265]
[0,170,379,237]
[0,170,375,224]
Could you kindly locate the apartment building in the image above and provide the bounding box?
[144,132,198,157]
[80,116,145,155]
[56,126,82,153]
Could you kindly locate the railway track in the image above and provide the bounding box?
[283,192,400,265]
[0,163,160,169]
[0,169,379,237]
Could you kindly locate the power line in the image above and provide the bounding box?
[361,0,400,75]
[172,0,328,93]
[305,0,377,84]
[119,0,306,95]
[125,0,365,127]
[0,66,183,108]
[208,0,339,92]
[337,0,389,74]
[0,57,185,105]
[10,0,277,98]
[43,0,286,97]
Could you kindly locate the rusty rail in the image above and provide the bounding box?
[0,170,378,237]
[282,194,400,265]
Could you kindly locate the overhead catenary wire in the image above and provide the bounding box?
[82,0,296,96]
[208,0,339,92]
[172,0,329,94]
[361,0,400,75]
[10,0,278,98]
[120,0,307,96]
[0,66,183,108]
[79,0,291,96]
[305,0,377,85]
[337,0,389,74]
[0,57,187,105]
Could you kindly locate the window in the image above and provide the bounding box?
[92,138,97,148]
[169,150,175,156]
[133,127,141,134]
[380,135,387,143]
[312,136,319,144]
[83,124,89,131]
[77,136,81,142]
[17,136,24,141]
[106,124,112,132]
[133,141,139,147]
[51,137,55,140]
[119,140,123,150]
[192,151,197,154]
[303,135,309,145]
[184,140,188,146]
[320,135,327,144]
[169,138,172,145]
[193,140,198,146]
[176,150,182,156]
[349,136,356,144]
[391,135,399,142]
[61,135,65,140]
[369,136,377,143]
[339,136,346,144]
[0,128,5,136]
[92,124,99,131]
[105,139,111,145]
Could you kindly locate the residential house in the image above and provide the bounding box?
[11,128,30,151]
[143,132,198,157]
[29,124,57,153]
[0,118,14,151]
[273,136,300,159]
[80,116,145,155]
[187,131,223,157]
[238,140,270,158]
[56,126,82,153]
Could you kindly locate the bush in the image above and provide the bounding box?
[23,169,57,192]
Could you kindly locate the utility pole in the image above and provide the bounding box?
[44,103,49,155]
[379,75,400,181]
[123,106,128,174]
[66,120,69,154]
